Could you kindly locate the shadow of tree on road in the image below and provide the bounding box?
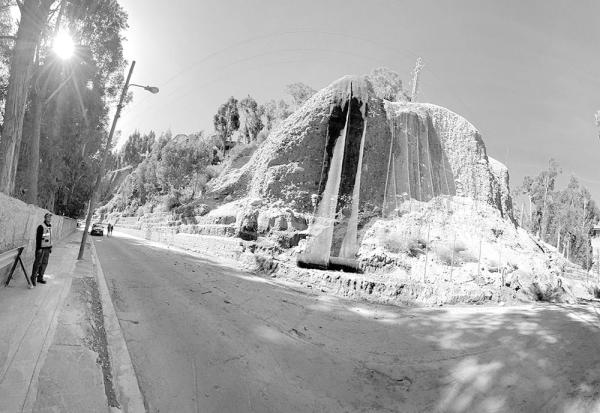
[106,236,600,413]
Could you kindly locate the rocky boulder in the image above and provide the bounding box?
[209,74,513,220]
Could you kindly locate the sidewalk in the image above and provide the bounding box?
[0,231,142,413]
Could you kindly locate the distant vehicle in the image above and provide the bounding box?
[90,223,104,236]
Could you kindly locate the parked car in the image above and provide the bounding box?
[90,223,104,236]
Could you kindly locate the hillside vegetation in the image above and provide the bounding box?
[99,68,600,305]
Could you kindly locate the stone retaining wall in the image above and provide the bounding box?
[0,193,77,285]
[115,226,245,261]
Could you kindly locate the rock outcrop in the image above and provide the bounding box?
[210,75,513,220]
[99,165,133,203]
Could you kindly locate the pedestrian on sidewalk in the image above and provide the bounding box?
[109,223,113,236]
[31,213,53,286]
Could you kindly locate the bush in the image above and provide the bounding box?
[383,232,403,254]
[256,128,269,144]
[529,282,572,303]
[460,250,478,263]
[529,282,551,301]
[225,142,258,170]
[453,241,468,253]
[158,134,212,191]
[406,238,427,257]
[206,164,223,180]
[173,199,211,217]
[434,246,455,266]
[163,193,181,211]
[255,255,279,275]
[383,232,427,257]
[432,239,472,266]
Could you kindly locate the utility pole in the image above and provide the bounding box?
[78,61,136,260]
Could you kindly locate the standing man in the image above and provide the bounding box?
[31,213,52,286]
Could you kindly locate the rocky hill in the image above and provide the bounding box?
[99,165,133,203]
[210,75,512,219]
[103,74,596,305]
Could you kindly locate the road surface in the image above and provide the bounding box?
[94,232,600,413]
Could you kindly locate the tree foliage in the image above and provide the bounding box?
[285,82,315,108]
[7,0,129,217]
[213,96,239,150]
[238,95,263,143]
[104,130,218,215]
[0,0,57,194]
[519,159,600,268]
[368,67,407,101]
[157,133,212,191]
[121,130,155,167]
[0,0,15,118]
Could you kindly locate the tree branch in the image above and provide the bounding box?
[0,35,16,40]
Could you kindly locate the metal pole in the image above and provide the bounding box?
[78,61,136,260]
[423,222,431,283]
[450,233,456,282]
[477,234,483,279]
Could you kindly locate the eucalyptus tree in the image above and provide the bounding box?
[0,0,57,194]
[16,0,127,214]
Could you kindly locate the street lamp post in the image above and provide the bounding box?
[130,83,159,94]
[77,60,158,259]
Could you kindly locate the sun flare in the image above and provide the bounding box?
[53,30,74,60]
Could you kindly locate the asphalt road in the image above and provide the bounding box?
[94,232,600,413]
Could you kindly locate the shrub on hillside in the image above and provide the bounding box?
[433,239,476,266]
[163,193,181,211]
[206,164,223,180]
[589,285,600,299]
[453,241,468,253]
[256,128,269,144]
[173,199,211,217]
[383,231,427,257]
[157,134,212,191]
[226,142,258,167]
[434,246,455,266]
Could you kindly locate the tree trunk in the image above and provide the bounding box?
[541,175,549,242]
[582,200,587,234]
[528,195,533,229]
[46,185,55,211]
[27,81,42,204]
[0,0,54,194]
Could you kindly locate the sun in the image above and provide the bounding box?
[53,30,74,60]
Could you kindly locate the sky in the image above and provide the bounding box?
[117,0,600,200]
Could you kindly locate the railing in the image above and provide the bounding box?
[1,246,32,287]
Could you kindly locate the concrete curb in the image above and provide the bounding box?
[20,278,73,413]
[89,239,146,413]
